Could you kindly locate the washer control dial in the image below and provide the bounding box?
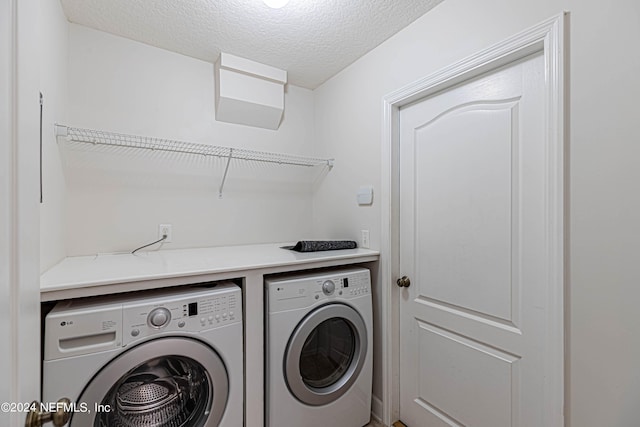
[322,280,336,295]
[148,307,171,328]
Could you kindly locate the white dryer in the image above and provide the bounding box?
[265,267,373,427]
[43,283,242,427]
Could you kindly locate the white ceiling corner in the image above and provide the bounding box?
[59,0,443,89]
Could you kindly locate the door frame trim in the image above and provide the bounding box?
[0,0,16,421]
[2,0,42,425]
[380,13,567,426]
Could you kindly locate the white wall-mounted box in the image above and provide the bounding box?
[215,53,287,130]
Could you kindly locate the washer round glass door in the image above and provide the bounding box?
[72,337,229,427]
[284,303,367,406]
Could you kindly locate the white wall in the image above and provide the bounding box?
[64,24,318,255]
[39,0,68,272]
[313,0,640,425]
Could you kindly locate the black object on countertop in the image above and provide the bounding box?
[282,240,358,252]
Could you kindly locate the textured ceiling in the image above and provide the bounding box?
[59,0,443,89]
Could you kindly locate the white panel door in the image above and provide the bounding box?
[399,52,550,427]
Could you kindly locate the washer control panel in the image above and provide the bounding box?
[44,282,241,360]
[122,283,240,345]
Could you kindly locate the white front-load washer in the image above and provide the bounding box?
[265,267,373,427]
[43,283,242,427]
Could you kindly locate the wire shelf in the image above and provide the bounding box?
[55,125,333,167]
[54,124,334,197]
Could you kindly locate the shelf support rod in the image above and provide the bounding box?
[218,148,233,198]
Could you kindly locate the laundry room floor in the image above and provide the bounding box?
[365,421,384,427]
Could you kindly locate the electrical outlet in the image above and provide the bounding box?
[361,230,370,249]
[159,224,172,243]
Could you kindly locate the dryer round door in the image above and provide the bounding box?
[71,337,229,427]
[284,303,368,406]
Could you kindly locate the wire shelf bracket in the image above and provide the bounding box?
[219,148,233,198]
[54,124,334,197]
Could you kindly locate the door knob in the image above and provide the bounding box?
[396,276,411,288]
[25,398,71,427]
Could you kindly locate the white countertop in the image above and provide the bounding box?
[41,243,380,295]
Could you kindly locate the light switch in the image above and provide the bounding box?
[357,186,374,205]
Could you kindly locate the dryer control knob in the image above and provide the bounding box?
[148,307,171,328]
[322,280,336,295]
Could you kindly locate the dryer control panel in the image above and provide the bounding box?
[266,267,371,312]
